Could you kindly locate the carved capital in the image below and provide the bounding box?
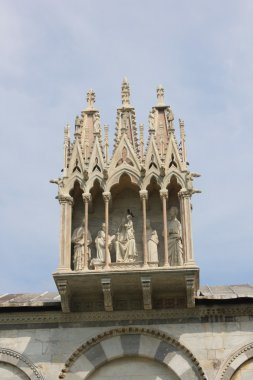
[101,278,113,311]
[102,191,111,203]
[139,190,148,201]
[58,195,73,206]
[185,275,195,308]
[141,277,152,310]
[178,189,190,199]
[160,189,168,200]
[57,280,71,313]
[82,193,91,203]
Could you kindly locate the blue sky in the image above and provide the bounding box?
[0,0,252,292]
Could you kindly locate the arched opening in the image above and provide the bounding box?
[87,356,179,380]
[231,358,253,379]
[167,175,181,218]
[0,362,30,380]
[61,328,206,380]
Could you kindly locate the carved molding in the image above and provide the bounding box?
[185,275,195,308]
[0,347,44,380]
[139,189,148,200]
[58,327,207,379]
[58,195,73,206]
[159,189,168,199]
[57,280,71,313]
[215,341,253,380]
[82,192,91,203]
[0,305,252,326]
[101,278,113,311]
[178,188,190,199]
[102,191,111,202]
[141,277,152,310]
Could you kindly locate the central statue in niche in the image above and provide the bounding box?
[115,213,138,262]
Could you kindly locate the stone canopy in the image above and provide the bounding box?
[51,79,201,313]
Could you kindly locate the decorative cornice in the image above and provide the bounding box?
[0,305,252,326]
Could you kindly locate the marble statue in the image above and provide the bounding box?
[146,219,159,262]
[93,112,100,133]
[95,223,115,263]
[168,207,184,266]
[71,222,92,271]
[148,111,155,130]
[115,214,137,262]
[167,107,174,129]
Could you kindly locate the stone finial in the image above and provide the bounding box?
[121,77,131,107]
[156,85,165,106]
[86,89,96,110]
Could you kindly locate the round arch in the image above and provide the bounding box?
[59,327,207,379]
[0,347,44,380]
[215,341,253,380]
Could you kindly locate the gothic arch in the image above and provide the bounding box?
[215,341,253,380]
[164,171,185,189]
[0,347,44,380]
[58,327,207,379]
[106,167,141,191]
[142,172,162,190]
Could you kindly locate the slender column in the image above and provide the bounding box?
[58,195,73,272]
[179,189,195,265]
[139,190,148,267]
[82,193,91,270]
[160,189,169,267]
[103,192,111,269]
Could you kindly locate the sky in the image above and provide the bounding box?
[0,0,252,293]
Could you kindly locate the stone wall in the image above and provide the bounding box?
[0,312,253,379]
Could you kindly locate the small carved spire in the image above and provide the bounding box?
[84,125,89,162]
[63,124,70,176]
[156,85,165,106]
[121,77,131,107]
[104,125,109,164]
[86,89,96,110]
[139,124,144,162]
[179,119,187,163]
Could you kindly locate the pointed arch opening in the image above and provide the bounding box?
[167,175,182,220]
